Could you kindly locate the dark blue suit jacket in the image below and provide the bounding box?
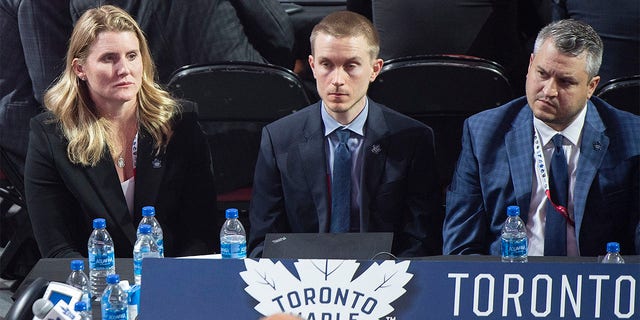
[249,100,443,258]
[444,96,640,256]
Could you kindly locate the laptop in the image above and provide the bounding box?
[262,232,394,260]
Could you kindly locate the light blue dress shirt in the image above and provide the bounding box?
[321,98,368,231]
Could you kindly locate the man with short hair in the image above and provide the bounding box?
[443,19,640,257]
[248,11,443,258]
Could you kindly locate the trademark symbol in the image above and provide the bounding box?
[386,317,396,320]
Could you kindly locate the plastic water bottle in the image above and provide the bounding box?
[220,208,246,259]
[133,224,161,285]
[126,284,140,320]
[601,242,625,264]
[88,218,116,297]
[67,260,92,311]
[501,205,528,262]
[74,301,92,320]
[137,206,164,257]
[101,274,128,320]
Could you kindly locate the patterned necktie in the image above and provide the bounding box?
[330,129,351,233]
[544,134,568,256]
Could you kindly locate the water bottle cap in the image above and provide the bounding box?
[106,274,120,284]
[142,206,156,217]
[92,218,106,229]
[606,242,620,253]
[138,224,152,234]
[70,260,84,271]
[74,301,87,312]
[506,206,520,217]
[225,208,239,219]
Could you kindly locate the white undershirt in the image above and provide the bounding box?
[121,176,135,216]
[527,104,587,256]
[120,132,138,216]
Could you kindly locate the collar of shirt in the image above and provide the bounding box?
[533,101,588,148]
[321,98,368,137]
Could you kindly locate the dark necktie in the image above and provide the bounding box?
[330,129,351,233]
[544,134,568,256]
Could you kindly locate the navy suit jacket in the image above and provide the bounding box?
[444,96,640,256]
[25,107,218,258]
[249,100,443,258]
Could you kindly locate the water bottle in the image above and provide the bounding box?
[601,242,625,264]
[88,218,116,297]
[101,274,128,320]
[127,284,140,320]
[501,205,528,262]
[133,224,161,285]
[74,301,92,320]
[220,208,246,259]
[67,260,92,311]
[137,206,164,257]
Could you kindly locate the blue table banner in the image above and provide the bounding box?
[140,258,638,319]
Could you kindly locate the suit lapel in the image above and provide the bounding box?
[360,102,389,231]
[506,107,534,220]
[82,150,137,246]
[573,102,608,246]
[298,104,331,231]
[134,129,167,222]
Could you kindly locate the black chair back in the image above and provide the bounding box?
[167,62,311,230]
[371,0,530,95]
[595,75,640,115]
[368,55,513,192]
[168,62,310,122]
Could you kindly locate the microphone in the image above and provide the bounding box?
[32,298,77,320]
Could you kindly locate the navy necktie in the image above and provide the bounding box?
[330,129,351,233]
[544,134,568,256]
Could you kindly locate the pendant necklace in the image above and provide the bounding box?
[117,153,125,168]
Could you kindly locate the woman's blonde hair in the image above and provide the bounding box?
[43,5,178,166]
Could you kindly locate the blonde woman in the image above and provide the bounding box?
[25,5,217,258]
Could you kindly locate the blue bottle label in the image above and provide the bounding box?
[501,237,528,257]
[220,241,246,259]
[134,247,160,276]
[104,307,128,320]
[157,238,164,256]
[89,248,115,270]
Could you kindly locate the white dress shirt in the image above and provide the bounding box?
[527,104,587,256]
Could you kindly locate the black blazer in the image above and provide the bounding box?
[25,107,217,258]
[249,100,444,258]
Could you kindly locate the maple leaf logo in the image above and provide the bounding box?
[240,259,413,319]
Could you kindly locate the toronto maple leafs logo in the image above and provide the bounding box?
[240,259,413,319]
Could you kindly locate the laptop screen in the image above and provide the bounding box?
[263,232,394,260]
